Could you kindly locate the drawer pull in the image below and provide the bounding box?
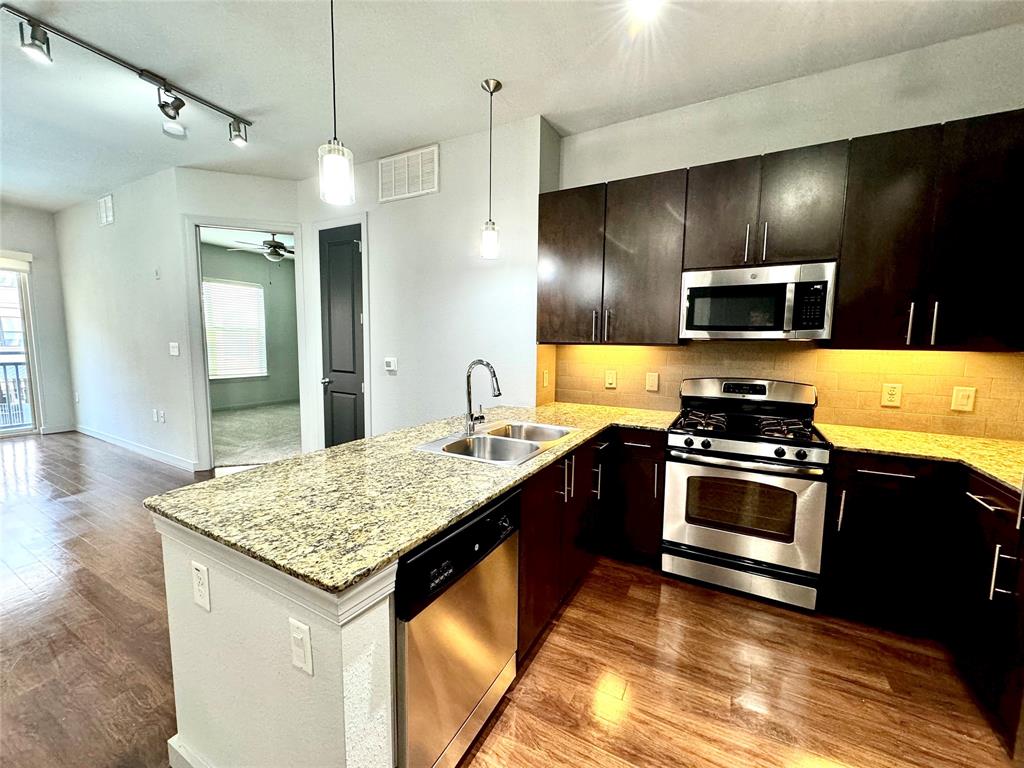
[966,492,1012,514]
[623,441,653,449]
[1018,474,1023,530]
[837,489,847,532]
[856,468,916,480]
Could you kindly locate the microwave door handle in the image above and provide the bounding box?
[783,282,796,331]
[667,450,825,477]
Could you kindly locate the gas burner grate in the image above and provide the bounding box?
[681,410,728,432]
[758,417,813,440]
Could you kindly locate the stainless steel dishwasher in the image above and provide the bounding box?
[396,492,519,768]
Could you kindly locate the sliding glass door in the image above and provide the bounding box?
[0,270,37,434]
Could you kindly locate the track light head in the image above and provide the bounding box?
[19,21,52,64]
[228,119,248,147]
[157,87,185,120]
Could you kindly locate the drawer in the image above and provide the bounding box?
[833,450,950,488]
[965,472,1022,550]
[616,428,666,456]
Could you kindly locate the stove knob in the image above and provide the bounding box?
[700,439,712,450]
[774,447,786,458]
[795,449,808,461]
[683,437,694,448]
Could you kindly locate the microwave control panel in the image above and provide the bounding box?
[792,281,829,330]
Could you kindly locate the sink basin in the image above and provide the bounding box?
[438,435,543,465]
[486,422,574,443]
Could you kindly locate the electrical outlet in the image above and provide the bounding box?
[542,369,549,388]
[645,372,659,392]
[168,342,180,356]
[159,410,166,423]
[289,618,313,675]
[951,386,976,412]
[191,561,210,611]
[383,357,398,373]
[604,370,617,389]
[152,408,158,422]
[881,383,902,408]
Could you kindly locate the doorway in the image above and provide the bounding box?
[320,224,365,447]
[197,226,301,468]
[0,269,37,435]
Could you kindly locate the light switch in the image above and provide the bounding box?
[604,370,617,389]
[191,561,210,611]
[542,369,549,388]
[951,386,976,412]
[645,372,659,392]
[168,342,180,356]
[383,357,398,373]
[881,383,902,408]
[289,618,313,675]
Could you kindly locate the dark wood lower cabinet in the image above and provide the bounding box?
[606,429,666,567]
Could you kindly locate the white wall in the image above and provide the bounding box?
[561,24,1024,187]
[0,202,75,431]
[298,115,558,437]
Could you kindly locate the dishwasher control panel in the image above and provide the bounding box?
[395,492,520,622]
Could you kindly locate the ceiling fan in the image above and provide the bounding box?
[227,234,294,263]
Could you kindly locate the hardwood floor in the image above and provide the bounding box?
[1,431,1013,768]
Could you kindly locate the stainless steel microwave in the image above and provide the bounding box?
[680,261,837,340]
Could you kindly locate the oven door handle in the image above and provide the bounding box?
[667,450,825,478]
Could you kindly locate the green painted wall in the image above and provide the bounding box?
[200,244,300,411]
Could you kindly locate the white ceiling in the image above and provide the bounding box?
[3,1,1024,211]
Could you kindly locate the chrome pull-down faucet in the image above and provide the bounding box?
[465,359,501,434]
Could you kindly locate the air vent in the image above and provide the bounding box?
[378,145,439,203]
[97,194,114,226]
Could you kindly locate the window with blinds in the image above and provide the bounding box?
[201,279,267,379]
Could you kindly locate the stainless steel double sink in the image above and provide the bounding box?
[416,422,576,466]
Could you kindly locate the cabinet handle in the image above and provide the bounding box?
[856,468,917,480]
[761,221,768,262]
[557,460,568,501]
[905,302,915,346]
[603,309,611,342]
[623,441,652,449]
[593,463,602,500]
[966,492,1012,514]
[989,544,1018,600]
[654,463,659,499]
[570,455,576,499]
[1018,476,1023,530]
[743,223,750,263]
[591,310,597,342]
[837,489,846,532]
[930,301,939,346]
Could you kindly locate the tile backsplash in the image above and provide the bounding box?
[544,343,1024,441]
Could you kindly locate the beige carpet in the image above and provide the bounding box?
[211,401,301,467]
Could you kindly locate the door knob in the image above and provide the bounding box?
[320,377,330,386]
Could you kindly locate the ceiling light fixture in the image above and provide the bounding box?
[157,86,185,120]
[318,0,355,206]
[480,78,502,260]
[161,121,188,140]
[18,20,51,64]
[629,0,664,23]
[228,119,248,147]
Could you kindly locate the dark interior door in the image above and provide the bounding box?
[602,169,687,344]
[831,125,942,349]
[755,140,849,264]
[683,156,762,270]
[929,108,1024,351]
[320,224,364,447]
[537,184,607,343]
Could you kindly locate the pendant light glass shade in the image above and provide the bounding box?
[481,219,500,260]
[319,139,355,205]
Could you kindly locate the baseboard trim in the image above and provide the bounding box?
[210,398,300,413]
[168,735,214,768]
[40,424,75,435]
[75,426,198,471]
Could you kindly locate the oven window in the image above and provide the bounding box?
[685,476,797,543]
[687,284,787,330]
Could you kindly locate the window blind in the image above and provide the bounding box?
[201,279,267,379]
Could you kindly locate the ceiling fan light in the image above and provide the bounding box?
[318,139,355,206]
[19,22,52,64]
[228,119,248,147]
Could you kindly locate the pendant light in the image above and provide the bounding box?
[480,78,502,260]
[318,0,355,205]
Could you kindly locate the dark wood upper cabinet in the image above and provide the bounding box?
[831,125,942,349]
[755,140,849,264]
[602,170,687,344]
[928,109,1024,351]
[683,156,762,270]
[537,184,606,343]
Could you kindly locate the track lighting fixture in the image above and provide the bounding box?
[19,21,51,64]
[228,119,248,147]
[157,87,185,120]
[318,0,356,205]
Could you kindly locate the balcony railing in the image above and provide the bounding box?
[0,361,33,430]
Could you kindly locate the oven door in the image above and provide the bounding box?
[663,452,827,574]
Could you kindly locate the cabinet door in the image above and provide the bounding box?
[517,461,565,658]
[609,430,666,567]
[683,156,762,270]
[831,126,942,349]
[755,140,849,264]
[928,109,1024,351]
[602,170,687,344]
[560,445,597,600]
[537,184,607,343]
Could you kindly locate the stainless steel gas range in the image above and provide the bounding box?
[662,378,832,609]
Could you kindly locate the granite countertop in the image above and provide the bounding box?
[144,403,676,594]
[819,423,1024,493]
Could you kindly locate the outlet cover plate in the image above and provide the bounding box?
[645,372,659,392]
[881,383,903,408]
[191,561,210,611]
[951,386,976,412]
[289,618,313,675]
[604,370,617,389]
